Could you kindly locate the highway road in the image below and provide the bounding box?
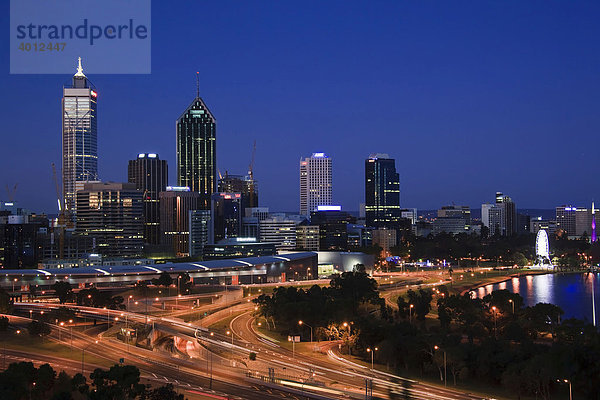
[6,310,312,400]
[12,286,497,400]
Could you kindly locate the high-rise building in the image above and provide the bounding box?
[300,153,332,216]
[242,207,270,239]
[159,187,201,257]
[62,58,98,214]
[365,154,400,228]
[481,193,516,236]
[372,227,397,256]
[76,182,143,258]
[128,153,168,245]
[296,224,320,251]
[310,206,355,251]
[259,217,297,251]
[176,89,216,210]
[347,224,373,248]
[211,192,243,243]
[556,205,594,238]
[218,173,258,208]
[189,209,211,257]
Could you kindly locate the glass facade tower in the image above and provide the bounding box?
[176,96,216,210]
[128,153,168,245]
[62,58,98,215]
[365,153,400,228]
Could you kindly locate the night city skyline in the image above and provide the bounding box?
[3,3,600,400]
[2,1,600,214]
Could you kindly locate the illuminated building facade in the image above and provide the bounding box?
[128,153,168,245]
[62,58,98,215]
[176,94,216,210]
[300,153,332,216]
[76,182,143,258]
[481,192,516,236]
[211,192,243,243]
[159,187,201,257]
[365,154,400,228]
[218,173,258,208]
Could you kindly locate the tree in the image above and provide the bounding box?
[52,281,73,304]
[0,316,8,332]
[145,383,184,400]
[27,320,51,338]
[90,365,145,400]
[406,289,433,320]
[152,272,173,288]
[0,288,12,313]
[524,303,564,338]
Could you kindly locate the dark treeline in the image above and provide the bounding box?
[0,362,183,400]
[254,270,600,399]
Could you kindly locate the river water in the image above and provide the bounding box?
[476,272,599,323]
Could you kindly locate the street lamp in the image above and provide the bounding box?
[434,345,446,387]
[298,320,313,346]
[491,306,497,338]
[557,379,572,400]
[226,330,233,347]
[409,304,414,321]
[69,319,73,351]
[508,299,514,315]
[366,347,378,370]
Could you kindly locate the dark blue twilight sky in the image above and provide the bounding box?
[1,1,599,214]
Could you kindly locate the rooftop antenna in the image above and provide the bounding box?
[75,57,85,77]
[196,71,199,98]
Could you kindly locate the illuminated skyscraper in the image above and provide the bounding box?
[159,187,201,257]
[299,153,332,216]
[176,80,216,210]
[76,182,143,258]
[364,154,400,228]
[128,153,168,245]
[62,57,98,214]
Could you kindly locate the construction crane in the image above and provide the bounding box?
[5,183,18,202]
[247,140,256,207]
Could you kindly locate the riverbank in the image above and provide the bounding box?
[453,268,552,296]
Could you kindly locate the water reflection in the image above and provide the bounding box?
[478,273,599,323]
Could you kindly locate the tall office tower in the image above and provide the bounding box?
[76,182,144,258]
[482,192,516,236]
[300,153,332,216]
[218,173,258,208]
[365,154,400,228]
[176,83,216,210]
[556,205,594,238]
[159,187,201,257]
[310,206,355,251]
[62,58,98,214]
[211,192,243,243]
[128,153,168,245]
[189,210,211,257]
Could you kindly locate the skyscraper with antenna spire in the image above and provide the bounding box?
[176,73,216,209]
[62,57,98,216]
